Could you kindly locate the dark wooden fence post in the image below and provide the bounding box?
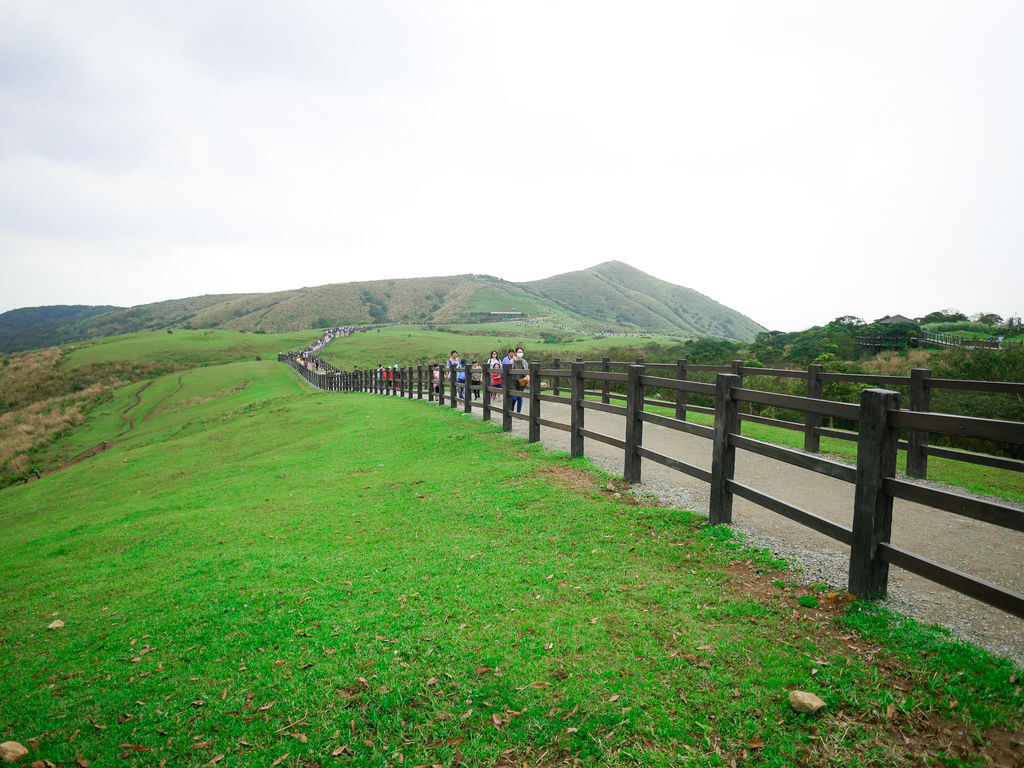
[623,364,644,483]
[417,366,423,400]
[429,365,437,403]
[501,363,512,432]
[450,365,458,409]
[674,358,687,421]
[849,388,900,599]
[709,373,741,525]
[464,366,472,414]
[570,361,585,457]
[804,364,824,453]
[907,368,931,479]
[438,366,445,406]
[482,370,492,422]
[527,362,541,442]
[552,358,561,397]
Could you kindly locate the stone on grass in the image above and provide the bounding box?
[788,690,826,714]
[0,741,28,762]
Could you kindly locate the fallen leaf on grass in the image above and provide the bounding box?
[206,756,225,766]
[76,754,90,767]
[608,694,620,703]
[474,666,493,675]
[332,745,353,757]
[426,676,439,686]
[492,713,503,728]
[515,681,551,691]
[258,701,277,711]
[192,741,211,749]
[271,755,289,766]
[561,704,579,720]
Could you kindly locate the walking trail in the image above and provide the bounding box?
[455,395,1024,666]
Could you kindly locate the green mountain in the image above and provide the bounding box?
[0,262,764,352]
[526,262,764,342]
[0,304,121,354]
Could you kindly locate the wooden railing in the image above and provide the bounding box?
[279,353,1024,619]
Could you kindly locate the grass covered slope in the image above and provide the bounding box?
[1,363,1021,766]
[318,325,683,370]
[526,262,765,342]
[0,330,319,487]
[3,262,763,350]
[0,305,121,354]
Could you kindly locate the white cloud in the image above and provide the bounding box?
[1,0,1022,328]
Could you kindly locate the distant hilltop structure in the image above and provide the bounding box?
[877,314,917,325]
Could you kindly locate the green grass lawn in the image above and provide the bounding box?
[1,362,1020,766]
[320,326,683,371]
[63,329,318,370]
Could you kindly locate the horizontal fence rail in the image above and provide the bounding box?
[280,353,1024,620]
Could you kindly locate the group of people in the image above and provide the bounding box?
[439,346,529,413]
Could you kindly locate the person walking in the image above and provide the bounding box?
[510,346,528,414]
[487,350,502,403]
[470,360,483,399]
[445,351,463,399]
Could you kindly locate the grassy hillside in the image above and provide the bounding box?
[2,263,763,352]
[1,362,1020,766]
[527,262,764,342]
[0,305,120,353]
[0,330,318,486]
[319,325,688,369]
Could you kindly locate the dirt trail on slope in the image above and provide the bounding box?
[36,375,189,482]
[454,397,1024,665]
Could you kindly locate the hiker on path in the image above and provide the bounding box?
[510,346,528,414]
[487,350,502,403]
[470,360,483,400]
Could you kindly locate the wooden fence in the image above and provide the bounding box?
[278,353,1024,620]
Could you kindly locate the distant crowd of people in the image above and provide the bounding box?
[437,346,529,413]
[290,332,533,414]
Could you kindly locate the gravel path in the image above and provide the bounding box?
[466,397,1024,666]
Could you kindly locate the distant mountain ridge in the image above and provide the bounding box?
[0,262,764,352]
[0,305,121,354]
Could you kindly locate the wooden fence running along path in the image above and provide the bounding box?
[278,353,1024,621]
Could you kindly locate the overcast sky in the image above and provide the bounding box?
[1,1,1022,331]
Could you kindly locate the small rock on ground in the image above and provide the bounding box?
[788,690,826,714]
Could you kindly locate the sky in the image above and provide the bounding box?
[1,1,1022,331]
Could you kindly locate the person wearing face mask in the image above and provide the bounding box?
[487,350,502,403]
[510,346,528,414]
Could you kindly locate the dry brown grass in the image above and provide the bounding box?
[858,348,940,376]
[0,384,108,483]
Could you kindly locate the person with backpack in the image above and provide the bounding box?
[510,346,528,414]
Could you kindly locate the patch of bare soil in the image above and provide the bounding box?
[723,560,1024,767]
[530,464,650,506]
